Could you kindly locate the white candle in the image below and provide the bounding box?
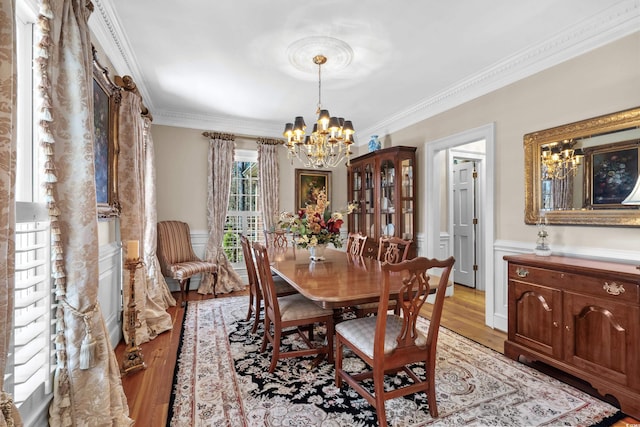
[126,240,139,260]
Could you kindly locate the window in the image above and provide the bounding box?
[224,150,262,266]
[6,0,55,414]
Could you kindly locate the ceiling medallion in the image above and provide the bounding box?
[287,36,353,75]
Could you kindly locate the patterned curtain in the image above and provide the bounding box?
[551,175,574,210]
[258,139,280,231]
[37,1,131,425]
[117,87,174,345]
[0,2,24,425]
[142,116,176,308]
[199,133,244,294]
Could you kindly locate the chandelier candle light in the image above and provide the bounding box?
[283,55,355,168]
[541,139,584,180]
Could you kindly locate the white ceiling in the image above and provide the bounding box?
[90,0,639,144]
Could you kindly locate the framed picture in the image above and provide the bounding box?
[295,169,332,211]
[92,47,121,218]
[584,140,639,208]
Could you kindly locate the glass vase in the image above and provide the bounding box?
[308,244,327,261]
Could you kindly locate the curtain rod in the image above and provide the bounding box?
[201,131,284,145]
[115,75,152,121]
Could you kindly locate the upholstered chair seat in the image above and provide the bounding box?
[336,315,427,359]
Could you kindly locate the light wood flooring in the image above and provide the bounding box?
[114,285,637,426]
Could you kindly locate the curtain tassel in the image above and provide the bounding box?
[79,317,96,370]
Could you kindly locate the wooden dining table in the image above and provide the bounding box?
[269,246,407,309]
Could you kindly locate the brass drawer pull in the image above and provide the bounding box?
[516,267,529,278]
[603,281,625,296]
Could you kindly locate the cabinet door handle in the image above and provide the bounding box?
[603,281,625,296]
[553,321,559,328]
[516,267,529,278]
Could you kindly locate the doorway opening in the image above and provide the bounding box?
[424,123,496,327]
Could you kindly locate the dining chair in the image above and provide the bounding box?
[377,236,413,263]
[264,229,289,249]
[240,235,296,333]
[335,256,455,426]
[346,232,367,256]
[252,241,335,373]
[354,236,413,317]
[157,220,218,305]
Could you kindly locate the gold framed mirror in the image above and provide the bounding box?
[524,106,640,226]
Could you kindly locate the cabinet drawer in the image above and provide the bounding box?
[508,264,640,305]
[559,272,639,304]
[508,264,558,285]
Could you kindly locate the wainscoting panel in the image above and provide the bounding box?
[98,241,123,348]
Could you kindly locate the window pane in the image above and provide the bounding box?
[223,157,262,265]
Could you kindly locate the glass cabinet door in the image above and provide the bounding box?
[364,162,374,237]
[400,158,414,240]
[350,166,363,234]
[380,158,397,237]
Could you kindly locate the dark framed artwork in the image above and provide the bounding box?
[584,140,639,208]
[295,169,332,211]
[92,47,121,218]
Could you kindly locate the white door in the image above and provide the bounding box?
[453,160,476,287]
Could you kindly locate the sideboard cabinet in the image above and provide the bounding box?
[347,146,417,258]
[504,254,640,418]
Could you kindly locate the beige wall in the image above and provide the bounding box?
[152,127,348,231]
[152,33,639,252]
[387,32,640,252]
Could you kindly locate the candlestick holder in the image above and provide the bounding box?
[121,258,147,375]
[534,216,551,256]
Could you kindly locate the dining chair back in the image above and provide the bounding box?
[335,256,455,426]
[157,220,218,305]
[377,236,412,263]
[252,241,335,373]
[346,232,367,256]
[264,229,288,249]
[240,235,296,333]
[354,236,413,317]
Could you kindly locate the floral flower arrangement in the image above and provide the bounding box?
[278,189,355,249]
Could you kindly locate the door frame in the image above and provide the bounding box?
[424,123,496,327]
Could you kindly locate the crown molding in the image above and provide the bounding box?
[89,0,155,112]
[153,110,285,137]
[90,0,639,141]
[360,0,640,141]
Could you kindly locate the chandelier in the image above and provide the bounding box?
[541,139,584,180]
[283,55,354,168]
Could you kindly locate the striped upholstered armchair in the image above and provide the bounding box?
[157,220,218,305]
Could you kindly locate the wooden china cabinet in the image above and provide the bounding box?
[347,146,417,258]
[503,254,640,418]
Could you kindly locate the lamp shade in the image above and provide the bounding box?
[622,175,640,205]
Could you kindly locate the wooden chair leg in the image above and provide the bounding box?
[246,291,255,321]
[269,326,281,373]
[335,338,343,387]
[178,278,190,307]
[250,297,261,334]
[373,370,388,427]
[212,271,218,298]
[260,318,270,353]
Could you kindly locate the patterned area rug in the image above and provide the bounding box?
[167,297,621,426]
